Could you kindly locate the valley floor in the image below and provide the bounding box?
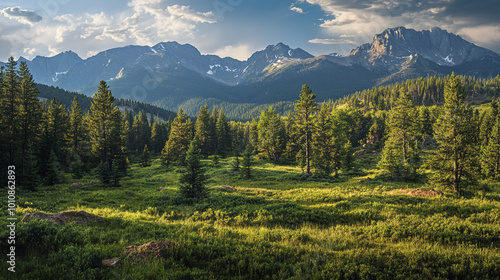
[1,157,500,279]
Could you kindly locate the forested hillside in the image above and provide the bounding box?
[37,84,177,121]
[335,74,500,110]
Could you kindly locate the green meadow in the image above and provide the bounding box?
[1,155,499,280]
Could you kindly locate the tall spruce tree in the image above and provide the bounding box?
[294,84,319,174]
[67,97,85,152]
[46,149,64,185]
[179,138,208,200]
[161,108,193,166]
[140,144,150,167]
[427,74,479,194]
[241,144,253,178]
[88,81,125,179]
[131,111,150,153]
[216,108,229,157]
[18,61,42,183]
[1,57,20,166]
[481,117,500,178]
[378,88,420,179]
[194,104,212,157]
[313,102,335,176]
[257,107,285,163]
[151,120,168,153]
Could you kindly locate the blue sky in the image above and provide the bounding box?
[1,0,499,61]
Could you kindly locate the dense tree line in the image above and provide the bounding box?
[335,75,500,111]
[2,58,499,197]
[0,58,171,188]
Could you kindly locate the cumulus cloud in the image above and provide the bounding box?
[290,5,306,14]
[1,7,42,26]
[0,1,219,59]
[303,0,500,53]
[213,43,254,60]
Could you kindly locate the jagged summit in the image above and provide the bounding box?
[7,26,500,108]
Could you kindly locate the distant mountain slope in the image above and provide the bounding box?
[36,84,177,121]
[7,26,500,110]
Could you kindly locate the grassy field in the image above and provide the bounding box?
[1,155,500,280]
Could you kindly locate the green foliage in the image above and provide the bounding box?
[242,144,253,178]
[481,117,500,178]
[294,84,319,174]
[378,88,421,180]
[313,102,335,177]
[427,74,480,194]
[179,138,209,200]
[140,144,150,167]
[161,107,193,167]
[257,107,286,163]
[46,149,64,185]
[194,104,212,157]
[88,81,124,169]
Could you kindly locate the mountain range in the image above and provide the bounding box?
[3,26,500,112]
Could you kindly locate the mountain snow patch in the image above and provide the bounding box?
[52,70,69,82]
[443,54,454,64]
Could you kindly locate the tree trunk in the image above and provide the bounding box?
[453,159,459,194]
[305,132,310,174]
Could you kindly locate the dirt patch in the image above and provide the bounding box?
[220,185,236,191]
[21,210,105,225]
[122,241,175,261]
[390,188,444,198]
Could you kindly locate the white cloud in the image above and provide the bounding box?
[290,6,305,14]
[1,7,42,26]
[213,44,254,60]
[308,38,356,45]
[0,1,219,60]
[458,25,500,52]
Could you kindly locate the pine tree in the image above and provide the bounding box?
[284,111,299,162]
[140,144,150,167]
[67,97,85,151]
[294,84,319,174]
[39,100,69,172]
[97,161,112,185]
[131,111,150,153]
[341,140,354,172]
[232,149,241,172]
[150,120,168,153]
[210,107,219,152]
[161,108,193,167]
[46,149,64,185]
[241,144,253,178]
[427,74,479,194]
[179,138,208,200]
[313,102,335,177]
[330,108,350,175]
[18,62,42,183]
[194,104,212,157]
[257,107,285,163]
[216,108,229,157]
[88,81,124,169]
[22,144,41,191]
[0,57,20,166]
[378,88,420,179]
[68,149,84,179]
[481,117,500,178]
